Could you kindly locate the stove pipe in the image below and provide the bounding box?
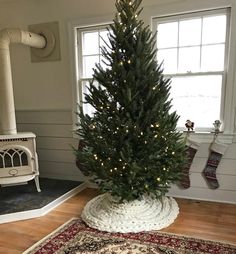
[0,28,46,135]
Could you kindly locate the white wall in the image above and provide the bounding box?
[0,0,236,203]
[0,0,117,110]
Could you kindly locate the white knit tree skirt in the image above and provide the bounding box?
[81,193,179,233]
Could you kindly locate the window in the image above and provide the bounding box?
[77,25,110,116]
[153,9,229,131]
[74,8,232,134]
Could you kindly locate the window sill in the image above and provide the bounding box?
[180,131,235,144]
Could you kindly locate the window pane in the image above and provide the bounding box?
[170,75,222,128]
[179,18,201,46]
[100,55,111,70]
[82,81,98,116]
[201,44,225,71]
[82,31,99,55]
[157,22,178,48]
[157,48,177,74]
[100,30,111,53]
[178,46,200,73]
[202,15,226,44]
[83,55,99,78]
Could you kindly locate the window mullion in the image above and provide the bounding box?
[200,16,203,70]
[164,71,224,78]
[80,78,93,82]
[98,30,101,64]
[177,19,180,72]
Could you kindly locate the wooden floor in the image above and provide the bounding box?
[0,188,235,253]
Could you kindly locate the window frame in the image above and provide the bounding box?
[152,8,231,132]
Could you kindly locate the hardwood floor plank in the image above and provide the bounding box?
[0,188,235,254]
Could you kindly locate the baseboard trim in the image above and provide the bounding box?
[167,193,236,205]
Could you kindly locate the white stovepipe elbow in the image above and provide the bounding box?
[0,28,46,135]
[0,28,46,49]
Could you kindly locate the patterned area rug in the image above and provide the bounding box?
[23,218,236,254]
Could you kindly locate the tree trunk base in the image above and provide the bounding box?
[81,193,179,233]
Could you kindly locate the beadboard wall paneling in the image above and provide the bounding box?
[168,185,236,204]
[39,161,84,181]
[17,123,73,138]
[196,143,236,159]
[16,110,236,204]
[16,110,72,124]
[190,173,236,191]
[16,110,85,182]
[190,158,236,175]
[37,149,75,163]
[36,136,78,150]
[168,139,236,203]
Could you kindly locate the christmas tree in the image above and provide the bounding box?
[76,0,186,202]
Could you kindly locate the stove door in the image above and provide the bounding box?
[0,145,35,178]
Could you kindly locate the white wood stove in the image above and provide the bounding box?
[0,28,46,191]
[0,132,40,191]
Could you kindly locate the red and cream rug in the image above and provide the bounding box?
[23,218,236,254]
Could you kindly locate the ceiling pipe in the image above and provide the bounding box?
[0,28,46,135]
